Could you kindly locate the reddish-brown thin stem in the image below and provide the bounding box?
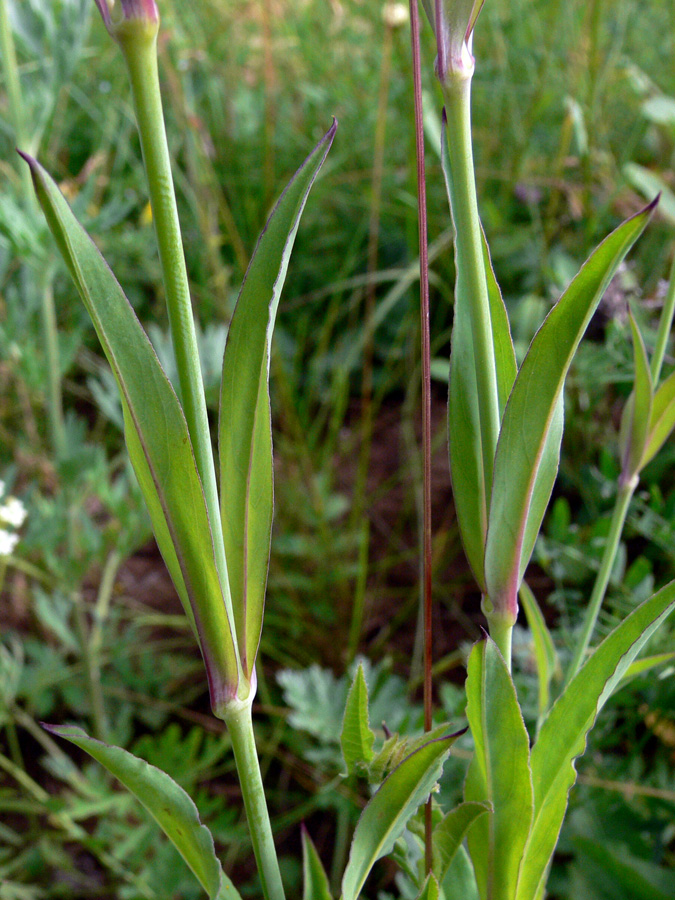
[409,0,433,873]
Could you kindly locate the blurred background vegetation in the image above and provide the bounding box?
[0,0,674,897]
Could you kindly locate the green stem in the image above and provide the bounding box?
[650,250,675,385]
[441,73,501,492]
[224,700,286,900]
[117,22,238,660]
[565,475,636,684]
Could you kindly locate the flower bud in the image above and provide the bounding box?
[94,0,159,39]
[433,0,485,85]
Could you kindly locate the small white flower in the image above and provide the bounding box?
[0,529,19,557]
[0,497,27,529]
[383,3,409,28]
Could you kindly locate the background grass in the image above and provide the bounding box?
[1,0,674,897]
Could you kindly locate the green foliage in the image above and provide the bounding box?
[341,730,460,900]
[301,829,333,900]
[23,152,240,703]
[2,0,675,897]
[432,802,490,884]
[517,583,675,899]
[485,202,655,618]
[219,120,336,680]
[340,662,375,777]
[464,638,533,900]
[43,724,239,900]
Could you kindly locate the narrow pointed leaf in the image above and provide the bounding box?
[442,120,517,588]
[515,581,675,900]
[415,872,440,900]
[642,369,675,467]
[432,801,490,883]
[341,729,460,900]
[619,312,653,479]
[23,154,239,706]
[520,581,560,722]
[341,662,375,776]
[219,121,337,678]
[464,638,533,900]
[484,202,656,617]
[44,725,241,900]
[302,828,333,900]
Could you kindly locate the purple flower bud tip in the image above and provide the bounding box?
[94,0,159,31]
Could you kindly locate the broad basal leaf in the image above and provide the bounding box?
[484,201,656,620]
[515,581,675,900]
[341,727,460,900]
[219,121,337,678]
[45,725,240,900]
[464,638,533,900]
[24,154,240,710]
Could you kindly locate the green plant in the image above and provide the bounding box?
[6,1,675,900]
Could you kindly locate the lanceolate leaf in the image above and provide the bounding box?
[515,581,675,900]
[442,118,517,588]
[23,154,240,709]
[642,368,675,467]
[45,725,241,900]
[219,121,337,678]
[618,312,653,480]
[341,729,460,900]
[464,638,533,900]
[432,801,490,884]
[302,827,333,900]
[341,662,375,776]
[484,202,656,620]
